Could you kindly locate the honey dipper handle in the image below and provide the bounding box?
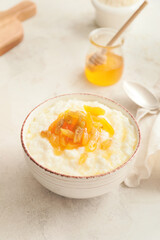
[107,1,148,46]
[2,1,36,21]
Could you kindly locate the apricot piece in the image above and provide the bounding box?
[66,111,81,121]
[99,118,114,137]
[48,121,56,133]
[85,139,97,152]
[78,120,86,128]
[82,128,89,145]
[59,136,66,147]
[54,147,62,156]
[85,112,93,133]
[61,128,74,138]
[54,118,64,135]
[84,105,105,116]
[86,128,100,152]
[79,153,88,165]
[101,139,112,150]
[74,126,84,143]
[66,143,80,149]
[64,112,79,131]
[93,121,103,129]
[40,130,51,138]
[49,134,59,148]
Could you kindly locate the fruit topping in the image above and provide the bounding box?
[84,105,105,116]
[100,139,112,150]
[40,106,114,162]
[79,153,88,165]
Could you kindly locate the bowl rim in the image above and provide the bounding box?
[21,93,141,179]
[91,0,145,13]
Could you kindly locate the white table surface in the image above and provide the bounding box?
[1,0,160,239]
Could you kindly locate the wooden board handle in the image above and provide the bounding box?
[1,1,36,21]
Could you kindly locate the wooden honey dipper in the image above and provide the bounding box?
[0,1,36,56]
[87,1,148,68]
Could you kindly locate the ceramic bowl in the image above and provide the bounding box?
[21,93,140,199]
[91,0,144,29]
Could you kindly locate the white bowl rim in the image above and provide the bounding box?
[21,93,141,179]
[91,0,145,13]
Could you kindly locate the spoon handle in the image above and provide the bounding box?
[136,108,160,122]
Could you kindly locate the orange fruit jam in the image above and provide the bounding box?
[40,106,114,163]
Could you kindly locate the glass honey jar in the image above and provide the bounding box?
[85,28,124,86]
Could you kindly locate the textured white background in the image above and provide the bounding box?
[0,0,160,239]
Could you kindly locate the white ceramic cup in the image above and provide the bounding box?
[21,93,140,199]
[91,0,144,29]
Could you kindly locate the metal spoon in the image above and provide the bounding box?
[123,81,160,110]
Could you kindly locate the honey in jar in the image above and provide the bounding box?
[85,28,124,86]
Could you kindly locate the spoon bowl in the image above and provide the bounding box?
[123,81,159,110]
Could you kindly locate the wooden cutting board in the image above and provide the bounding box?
[0,1,36,56]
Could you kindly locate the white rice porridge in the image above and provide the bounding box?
[25,99,137,176]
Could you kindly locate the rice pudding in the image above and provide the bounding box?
[25,99,137,177]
